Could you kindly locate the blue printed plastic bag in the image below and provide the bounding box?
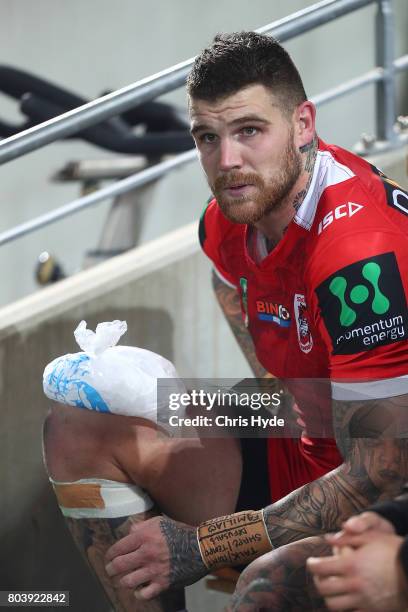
[43,320,185,422]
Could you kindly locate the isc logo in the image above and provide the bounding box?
[317,202,363,235]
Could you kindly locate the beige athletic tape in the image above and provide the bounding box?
[197,509,273,570]
[53,482,105,509]
[50,478,154,519]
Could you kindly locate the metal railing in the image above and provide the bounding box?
[0,0,407,248]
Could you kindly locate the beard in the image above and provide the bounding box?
[211,133,302,225]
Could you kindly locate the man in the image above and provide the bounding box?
[105,31,408,609]
[43,403,242,610]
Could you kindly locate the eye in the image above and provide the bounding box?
[241,126,258,136]
[198,133,217,144]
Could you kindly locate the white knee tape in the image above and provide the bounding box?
[50,477,154,519]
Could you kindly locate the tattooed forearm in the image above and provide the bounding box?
[159,518,207,588]
[228,537,329,612]
[261,394,408,548]
[212,271,268,378]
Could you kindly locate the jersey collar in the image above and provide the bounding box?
[294,139,355,231]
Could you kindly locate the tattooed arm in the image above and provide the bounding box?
[262,394,408,546]
[212,270,268,378]
[106,393,408,599]
[226,393,408,611]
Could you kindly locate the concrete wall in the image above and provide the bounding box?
[0,0,407,306]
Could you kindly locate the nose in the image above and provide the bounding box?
[219,138,242,172]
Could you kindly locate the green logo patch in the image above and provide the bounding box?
[240,277,249,328]
[316,252,407,354]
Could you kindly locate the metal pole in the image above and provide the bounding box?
[312,67,383,106]
[260,0,374,41]
[0,59,193,166]
[0,149,197,247]
[394,54,408,73]
[375,0,397,142]
[0,0,375,166]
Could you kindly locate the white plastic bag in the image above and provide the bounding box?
[43,320,185,422]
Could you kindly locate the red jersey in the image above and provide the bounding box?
[199,138,408,501]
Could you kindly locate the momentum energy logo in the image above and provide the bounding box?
[316,252,407,354]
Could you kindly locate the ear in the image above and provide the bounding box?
[294,101,316,149]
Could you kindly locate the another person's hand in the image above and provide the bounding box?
[105,516,207,599]
[307,530,408,611]
[325,511,395,550]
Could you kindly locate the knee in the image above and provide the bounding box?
[228,552,280,611]
[229,538,329,611]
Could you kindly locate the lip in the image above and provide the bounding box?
[378,469,400,480]
[225,183,251,188]
[224,184,253,196]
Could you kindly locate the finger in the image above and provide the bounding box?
[325,532,358,548]
[105,531,140,562]
[325,531,345,544]
[323,593,361,611]
[135,582,163,600]
[119,568,152,590]
[325,533,373,550]
[342,512,383,534]
[110,573,129,589]
[307,556,349,577]
[332,544,354,557]
[105,548,143,577]
[313,575,353,597]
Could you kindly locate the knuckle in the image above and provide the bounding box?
[143,543,157,560]
[143,567,155,582]
[149,563,165,583]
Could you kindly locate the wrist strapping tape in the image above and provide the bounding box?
[197,509,273,570]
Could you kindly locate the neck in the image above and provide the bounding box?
[254,135,318,247]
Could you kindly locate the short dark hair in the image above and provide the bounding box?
[187,31,307,115]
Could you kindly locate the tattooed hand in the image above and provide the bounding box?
[105,516,207,599]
